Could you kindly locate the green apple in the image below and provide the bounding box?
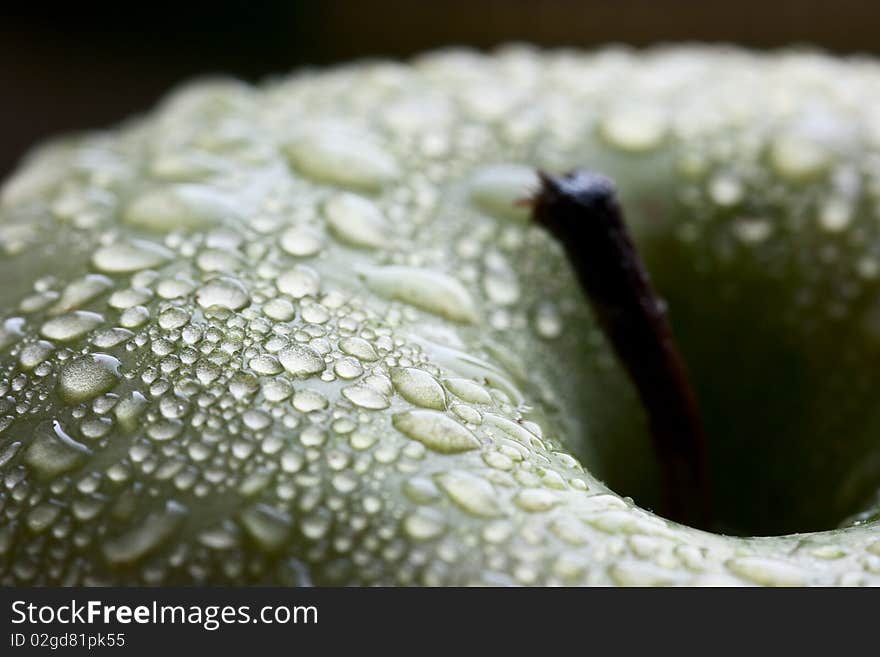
[2,46,880,586]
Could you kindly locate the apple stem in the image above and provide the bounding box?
[529,170,711,527]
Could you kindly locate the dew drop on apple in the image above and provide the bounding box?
[41,310,103,342]
[19,340,54,370]
[392,409,479,453]
[26,503,60,533]
[769,133,830,182]
[262,297,295,321]
[58,354,121,403]
[708,173,743,207]
[403,509,446,541]
[157,307,190,330]
[342,383,389,410]
[24,420,91,479]
[292,388,328,412]
[599,108,667,152]
[52,274,113,314]
[280,225,324,257]
[195,276,250,310]
[278,343,325,378]
[817,197,852,232]
[249,354,282,375]
[390,367,446,410]
[360,265,479,324]
[434,470,502,517]
[731,217,773,243]
[725,556,806,586]
[123,184,237,231]
[284,129,399,192]
[468,164,537,222]
[276,265,320,299]
[102,501,188,566]
[324,192,390,249]
[443,377,493,405]
[534,302,562,339]
[92,240,172,273]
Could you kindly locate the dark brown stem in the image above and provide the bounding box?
[530,170,711,527]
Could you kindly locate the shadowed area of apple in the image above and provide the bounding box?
[578,172,880,537]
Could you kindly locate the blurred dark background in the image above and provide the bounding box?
[2,1,879,179]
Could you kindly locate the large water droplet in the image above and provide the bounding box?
[278,343,325,377]
[102,501,188,566]
[324,192,390,249]
[92,240,172,273]
[195,276,250,310]
[393,410,479,453]
[361,266,479,323]
[41,311,103,342]
[285,129,399,192]
[24,420,91,478]
[434,470,502,517]
[58,353,121,402]
[124,184,239,231]
[391,367,446,410]
[469,164,537,222]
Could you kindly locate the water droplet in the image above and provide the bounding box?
[276,266,320,299]
[725,557,805,586]
[334,357,364,380]
[732,217,773,244]
[41,311,103,342]
[338,336,379,361]
[115,391,148,431]
[249,354,282,375]
[342,383,389,410]
[263,297,295,321]
[292,388,328,412]
[124,184,238,231]
[361,266,479,323]
[92,240,172,273]
[278,343,325,377]
[609,561,681,586]
[324,192,390,249]
[280,226,324,257]
[708,173,743,207]
[599,108,667,152]
[818,197,852,232]
[52,274,113,314]
[403,509,446,541]
[24,420,91,479]
[239,504,291,552]
[393,409,479,454]
[195,276,250,310]
[158,307,190,330]
[469,164,537,222]
[770,134,829,182]
[443,377,493,405]
[58,354,121,402]
[534,302,562,339]
[391,367,446,410]
[19,340,54,370]
[102,501,187,565]
[26,503,60,533]
[0,317,25,350]
[434,470,502,517]
[513,488,559,512]
[285,129,399,192]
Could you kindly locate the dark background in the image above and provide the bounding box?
[2,1,878,179]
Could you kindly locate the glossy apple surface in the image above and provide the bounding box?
[2,47,880,585]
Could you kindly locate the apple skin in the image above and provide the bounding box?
[1,46,880,586]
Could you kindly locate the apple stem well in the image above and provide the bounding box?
[529,170,712,527]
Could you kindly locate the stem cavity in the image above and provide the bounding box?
[530,170,711,527]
